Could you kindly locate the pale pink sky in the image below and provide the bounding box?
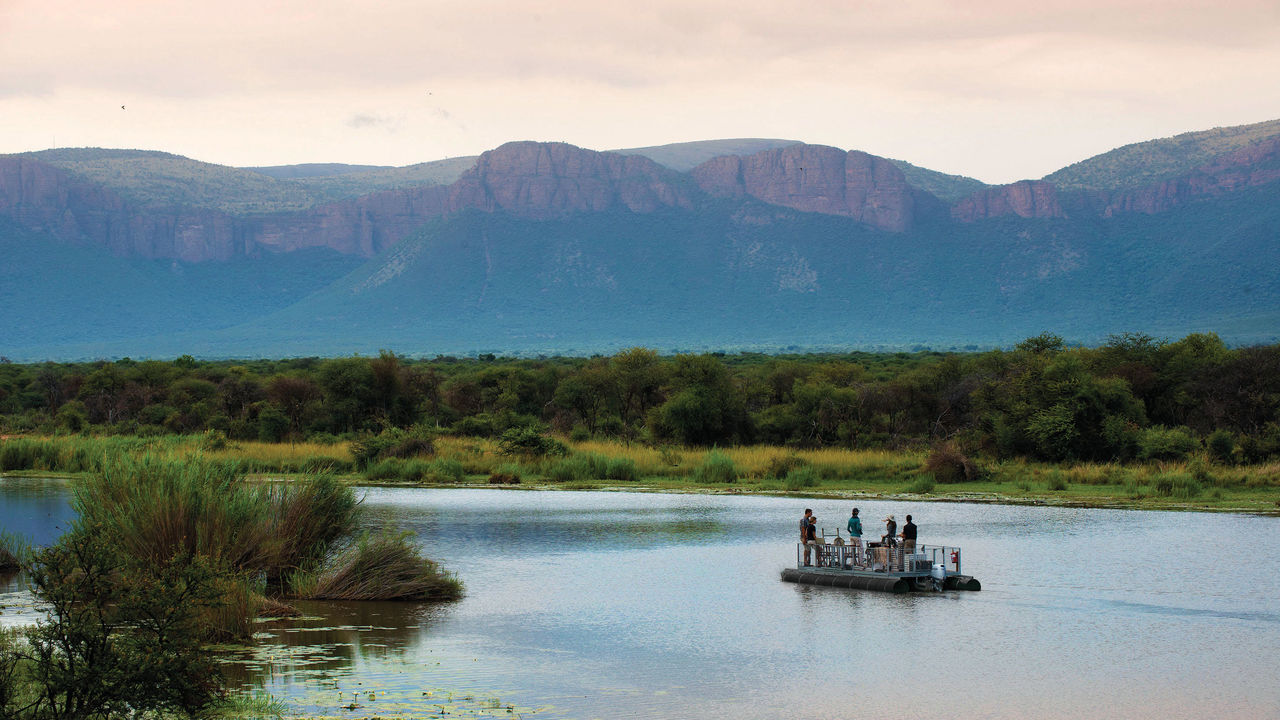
[2,0,1278,183]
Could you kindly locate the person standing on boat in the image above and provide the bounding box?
[800,508,814,565]
[881,514,898,572]
[804,514,823,566]
[847,508,863,567]
[900,514,917,552]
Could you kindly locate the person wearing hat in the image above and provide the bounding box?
[881,514,898,572]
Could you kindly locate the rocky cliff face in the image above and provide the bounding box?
[691,144,915,232]
[0,143,696,261]
[447,142,693,217]
[1102,136,1280,216]
[951,180,1066,222]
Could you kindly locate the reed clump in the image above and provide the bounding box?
[290,531,463,602]
[0,530,30,572]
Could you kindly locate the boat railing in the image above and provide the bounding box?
[796,537,962,575]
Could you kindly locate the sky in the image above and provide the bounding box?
[2,0,1279,184]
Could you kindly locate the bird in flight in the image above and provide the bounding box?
[121,105,126,110]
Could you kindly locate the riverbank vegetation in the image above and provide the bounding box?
[1,331,1278,511]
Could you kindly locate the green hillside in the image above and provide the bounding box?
[888,158,989,201]
[277,156,479,201]
[19,148,325,214]
[1044,118,1280,191]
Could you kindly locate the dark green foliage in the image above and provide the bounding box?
[498,426,568,458]
[351,426,437,468]
[1138,426,1200,461]
[4,529,224,719]
[1207,430,1236,464]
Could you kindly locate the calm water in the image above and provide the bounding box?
[3,478,1279,719]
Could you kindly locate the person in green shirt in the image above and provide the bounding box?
[847,508,863,567]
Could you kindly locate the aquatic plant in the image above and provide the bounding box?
[290,531,463,602]
[0,531,30,573]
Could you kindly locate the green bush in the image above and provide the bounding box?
[695,450,738,484]
[1138,426,1199,461]
[1207,429,1236,464]
[498,427,568,458]
[783,466,819,490]
[1045,472,1068,491]
[764,453,806,479]
[3,530,226,719]
[427,458,466,483]
[546,454,598,483]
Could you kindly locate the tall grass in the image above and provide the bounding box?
[0,530,30,572]
[290,531,463,602]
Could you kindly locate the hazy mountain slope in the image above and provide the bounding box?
[888,158,989,201]
[1044,118,1280,191]
[611,138,800,172]
[0,218,362,355]
[18,148,324,213]
[245,163,393,179]
[17,177,1274,361]
[274,156,480,201]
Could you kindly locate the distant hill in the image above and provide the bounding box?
[888,158,989,202]
[245,162,393,179]
[611,138,800,171]
[1044,117,1280,191]
[3,118,1280,359]
[20,148,325,213]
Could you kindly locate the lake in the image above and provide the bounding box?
[3,478,1279,719]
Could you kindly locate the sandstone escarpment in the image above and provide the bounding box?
[1103,135,1280,216]
[447,142,694,218]
[691,144,915,232]
[951,180,1065,222]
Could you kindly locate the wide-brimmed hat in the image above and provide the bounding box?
[884,514,895,521]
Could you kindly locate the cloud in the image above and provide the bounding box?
[346,113,398,131]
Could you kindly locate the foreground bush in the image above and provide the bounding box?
[0,530,225,719]
[291,532,463,602]
[695,450,737,483]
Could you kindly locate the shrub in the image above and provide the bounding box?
[1207,430,1236,464]
[350,427,436,468]
[1045,472,1068,491]
[923,442,980,483]
[7,530,226,718]
[764,453,807,480]
[695,450,737,484]
[498,427,568,458]
[1138,426,1199,461]
[783,466,819,491]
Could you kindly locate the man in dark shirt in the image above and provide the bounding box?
[901,514,917,551]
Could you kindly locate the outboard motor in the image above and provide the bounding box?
[930,563,948,592]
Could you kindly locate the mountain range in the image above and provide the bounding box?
[2,118,1279,360]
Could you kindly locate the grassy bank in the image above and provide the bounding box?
[4,433,1278,514]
